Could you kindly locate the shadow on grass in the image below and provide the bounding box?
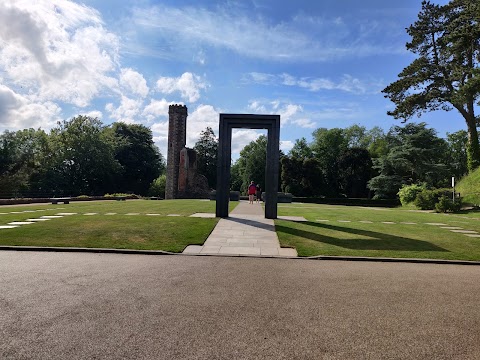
[276,221,448,252]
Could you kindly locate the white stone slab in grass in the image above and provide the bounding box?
[0,225,18,229]
[40,215,63,219]
[125,213,140,216]
[425,223,447,226]
[105,213,117,215]
[56,213,77,216]
[440,226,464,230]
[27,218,51,222]
[277,216,307,222]
[190,213,216,218]
[400,222,417,225]
[359,221,373,223]
[338,220,351,223]
[83,213,98,216]
[0,213,7,215]
[146,213,161,216]
[23,210,35,213]
[450,230,478,234]
[465,234,480,238]
[10,211,22,214]
[167,214,182,217]
[382,221,395,224]
[316,219,330,222]
[8,221,35,225]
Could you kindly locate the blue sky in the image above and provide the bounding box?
[0,0,462,158]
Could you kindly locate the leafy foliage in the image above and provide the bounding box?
[112,122,164,195]
[397,183,427,206]
[148,175,166,198]
[382,0,480,172]
[193,127,218,189]
[368,123,449,198]
[0,116,164,198]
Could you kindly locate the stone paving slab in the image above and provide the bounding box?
[277,216,307,222]
[183,201,297,257]
[190,213,216,218]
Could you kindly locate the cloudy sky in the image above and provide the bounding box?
[0,0,460,158]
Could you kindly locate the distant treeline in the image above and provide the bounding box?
[0,116,165,198]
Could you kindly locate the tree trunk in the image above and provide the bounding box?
[466,117,480,172]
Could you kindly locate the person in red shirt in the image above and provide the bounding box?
[248,181,256,204]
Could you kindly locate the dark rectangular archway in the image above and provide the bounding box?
[216,114,280,219]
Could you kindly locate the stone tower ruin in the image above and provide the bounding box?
[165,104,210,199]
[165,104,187,199]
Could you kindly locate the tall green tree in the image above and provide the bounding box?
[368,123,449,198]
[311,128,348,196]
[383,0,480,172]
[111,122,163,195]
[0,129,49,197]
[50,116,121,196]
[193,127,218,189]
[446,129,468,179]
[338,148,373,198]
[289,137,313,160]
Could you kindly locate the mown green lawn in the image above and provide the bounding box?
[0,199,238,252]
[276,203,480,260]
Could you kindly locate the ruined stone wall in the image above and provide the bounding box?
[165,104,187,199]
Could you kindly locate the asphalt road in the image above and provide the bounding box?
[1,251,479,359]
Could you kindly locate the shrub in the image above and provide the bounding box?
[435,195,462,213]
[397,183,426,206]
[414,190,437,210]
[149,175,166,198]
[414,188,454,210]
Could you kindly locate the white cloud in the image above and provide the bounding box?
[246,72,383,95]
[156,72,208,103]
[280,140,294,153]
[0,84,61,131]
[0,0,120,128]
[130,4,405,62]
[79,110,103,119]
[292,118,316,129]
[186,104,220,147]
[231,129,264,155]
[120,68,149,98]
[248,99,306,126]
[142,98,178,122]
[105,96,143,123]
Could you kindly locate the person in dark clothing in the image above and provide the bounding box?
[255,184,261,203]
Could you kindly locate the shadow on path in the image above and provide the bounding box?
[275,221,448,252]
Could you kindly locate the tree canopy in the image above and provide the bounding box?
[382,0,480,172]
[193,127,218,189]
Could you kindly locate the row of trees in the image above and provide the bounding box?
[192,123,469,199]
[0,116,164,197]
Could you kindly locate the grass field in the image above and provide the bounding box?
[276,203,480,260]
[0,199,238,252]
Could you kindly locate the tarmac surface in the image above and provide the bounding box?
[1,251,480,359]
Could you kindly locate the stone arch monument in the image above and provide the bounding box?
[216,114,280,219]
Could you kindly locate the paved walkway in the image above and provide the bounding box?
[183,201,297,257]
